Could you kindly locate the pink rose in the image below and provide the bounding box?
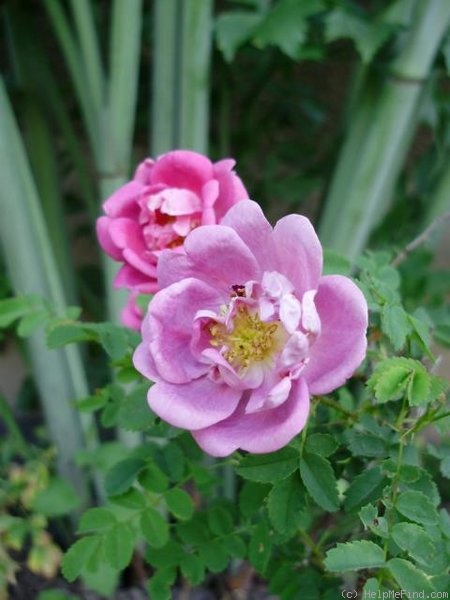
[96,150,249,300]
[133,201,368,457]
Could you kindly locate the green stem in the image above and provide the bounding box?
[0,78,96,505]
[319,0,450,259]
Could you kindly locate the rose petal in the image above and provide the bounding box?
[221,201,278,271]
[151,150,213,194]
[302,275,368,395]
[147,377,242,430]
[184,225,261,291]
[279,294,301,333]
[213,165,249,222]
[133,340,161,381]
[96,217,123,260]
[160,188,202,215]
[273,214,323,296]
[193,378,310,456]
[148,278,223,383]
[102,181,144,218]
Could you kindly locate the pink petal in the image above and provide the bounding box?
[245,373,292,413]
[121,293,143,330]
[102,180,145,218]
[301,290,321,336]
[133,158,154,184]
[114,264,158,292]
[151,150,213,194]
[148,278,223,383]
[96,217,123,260]
[302,275,368,395]
[201,180,219,225]
[133,341,161,381]
[193,378,310,457]
[183,225,261,291]
[157,252,195,289]
[279,331,309,370]
[147,377,242,430]
[160,188,202,215]
[220,201,277,271]
[213,166,249,222]
[273,214,323,296]
[279,294,301,333]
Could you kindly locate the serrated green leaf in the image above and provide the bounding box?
[164,488,194,521]
[46,321,91,348]
[407,368,431,406]
[396,490,438,525]
[221,534,247,559]
[32,478,79,517]
[146,540,185,569]
[305,433,338,457]
[324,540,385,572]
[198,540,229,573]
[103,524,135,570]
[117,384,155,431]
[0,296,36,327]
[17,310,48,337]
[268,473,306,534]
[176,514,209,545]
[78,508,117,534]
[391,522,437,566]
[62,536,101,582]
[147,567,176,600]
[158,443,185,481]
[110,487,146,509]
[381,304,409,350]
[237,447,299,483]
[207,506,234,536]
[252,0,323,59]
[141,507,169,549]
[104,458,145,496]
[300,452,339,512]
[180,554,204,585]
[239,481,271,517]
[344,467,387,512]
[249,520,272,574]
[325,7,391,63]
[138,464,169,494]
[215,12,262,62]
[387,558,436,593]
[347,431,389,457]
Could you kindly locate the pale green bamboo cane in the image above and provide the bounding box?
[0,78,95,505]
[44,0,144,449]
[319,0,450,259]
[151,0,213,154]
[426,160,450,225]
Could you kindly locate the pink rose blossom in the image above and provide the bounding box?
[133,201,368,457]
[96,150,249,301]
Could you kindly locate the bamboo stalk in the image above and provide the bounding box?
[426,160,450,224]
[151,0,213,154]
[319,0,450,259]
[0,78,94,505]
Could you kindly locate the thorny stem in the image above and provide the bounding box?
[315,395,357,420]
[391,212,450,267]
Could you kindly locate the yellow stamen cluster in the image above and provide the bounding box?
[209,306,281,369]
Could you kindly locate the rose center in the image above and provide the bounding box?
[209,306,282,369]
